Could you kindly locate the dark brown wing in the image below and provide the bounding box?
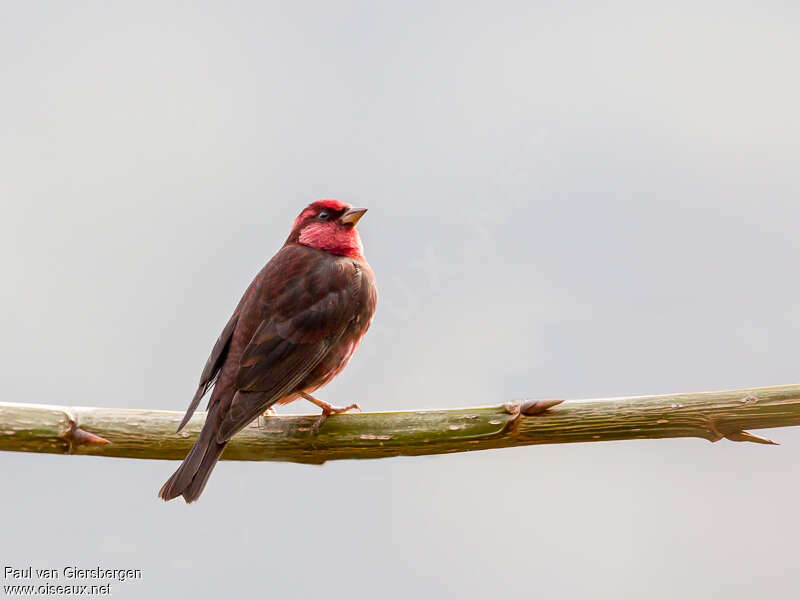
[215,245,365,442]
[176,311,240,432]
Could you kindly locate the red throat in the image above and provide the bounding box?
[298,223,364,258]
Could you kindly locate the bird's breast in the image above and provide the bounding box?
[304,319,371,392]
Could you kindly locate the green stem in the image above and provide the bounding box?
[1,384,799,464]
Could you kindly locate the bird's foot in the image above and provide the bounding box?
[300,392,361,434]
[256,407,277,429]
[311,404,361,435]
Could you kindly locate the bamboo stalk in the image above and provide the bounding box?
[1,384,799,464]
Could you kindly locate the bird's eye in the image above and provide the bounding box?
[318,211,330,221]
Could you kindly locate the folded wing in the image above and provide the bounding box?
[215,246,364,441]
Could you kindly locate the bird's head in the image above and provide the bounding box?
[287,199,367,258]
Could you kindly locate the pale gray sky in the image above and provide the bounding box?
[2,1,799,598]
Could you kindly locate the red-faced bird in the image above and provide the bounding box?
[159,200,378,502]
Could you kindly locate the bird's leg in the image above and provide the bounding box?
[300,392,361,434]
[257,406,277,429]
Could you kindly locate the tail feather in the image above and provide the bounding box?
[179,441,225,502]
[158,422,226,503]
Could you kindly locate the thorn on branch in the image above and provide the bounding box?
[520,399,565,416]
[707,412,778,445]
[724,430,778,445]
[60,417,111,453]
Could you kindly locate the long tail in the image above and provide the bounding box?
[158,418,226,503]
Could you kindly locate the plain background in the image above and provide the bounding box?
[2,1,799,598]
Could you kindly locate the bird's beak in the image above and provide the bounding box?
[340,207,367,226]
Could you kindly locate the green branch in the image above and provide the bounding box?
[2,384,799,464]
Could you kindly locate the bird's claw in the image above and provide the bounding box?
[310,403,362,435]
[256,407,277,429]
[327,402,362,415]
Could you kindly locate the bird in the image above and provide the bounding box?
[158,199,378,503]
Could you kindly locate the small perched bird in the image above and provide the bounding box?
[159,200,377,503]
